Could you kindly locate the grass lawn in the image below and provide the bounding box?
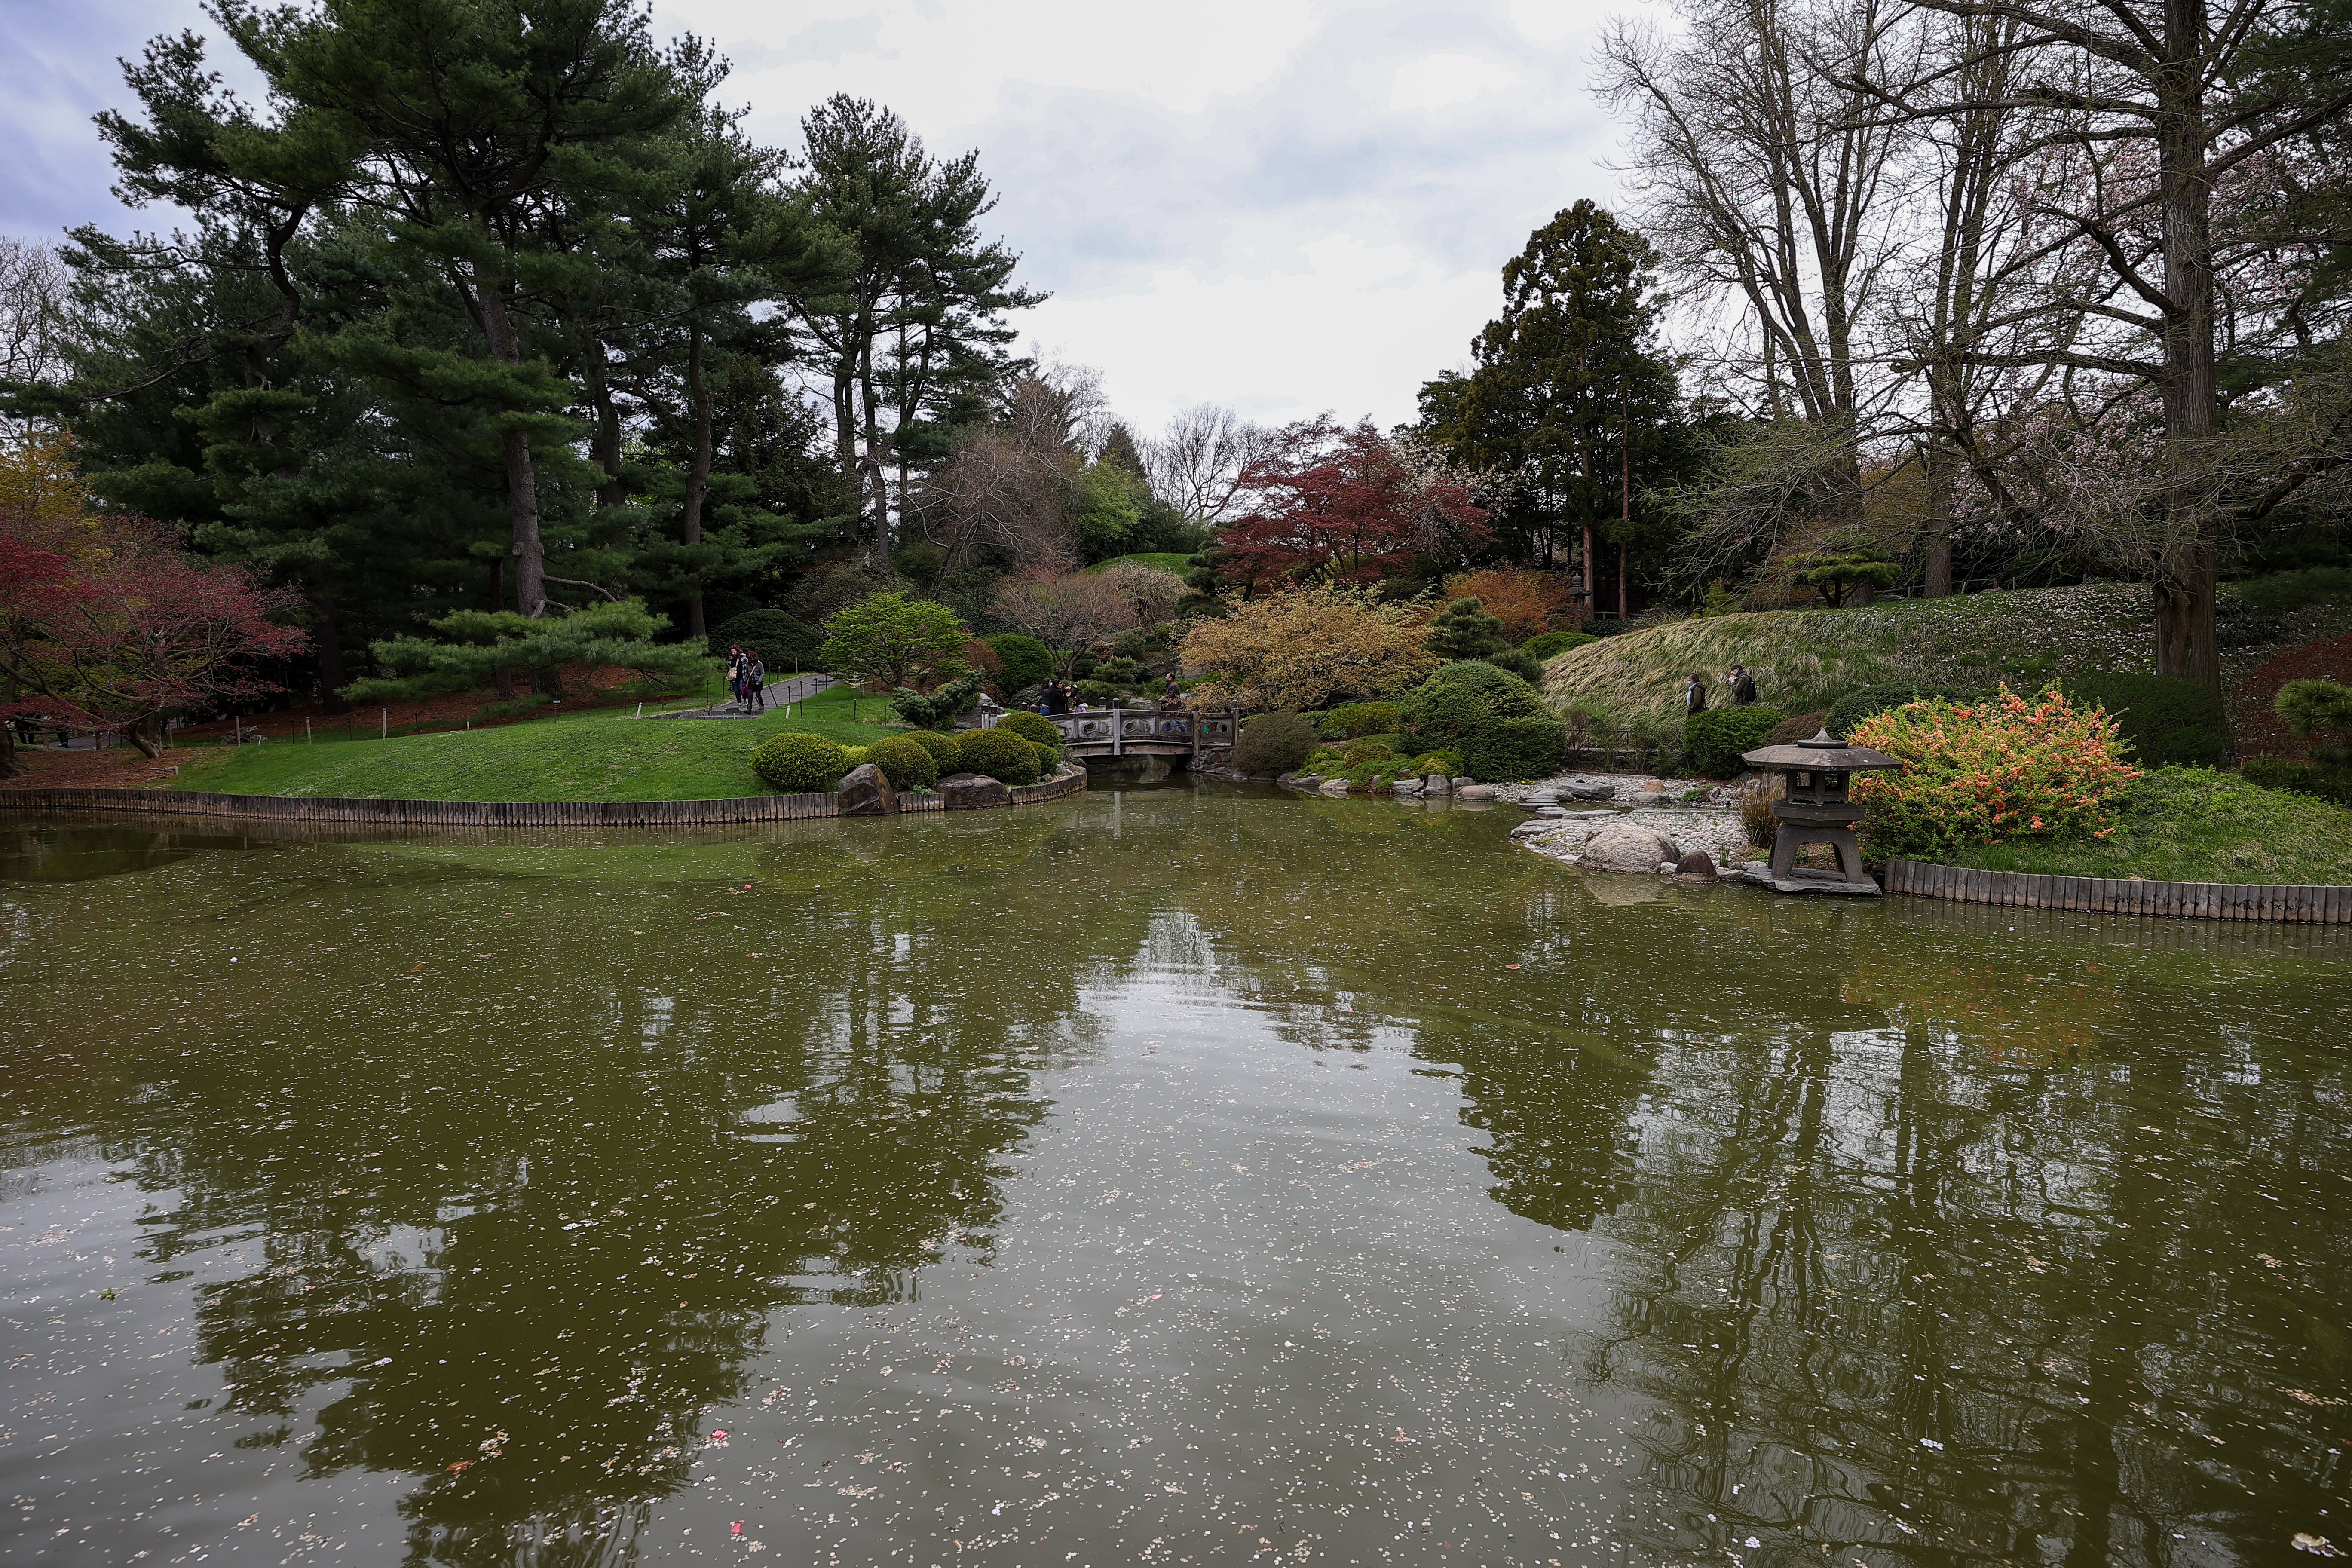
[1085,552,1190,575]
[1936,766,2352,885]
[166,687,897,802]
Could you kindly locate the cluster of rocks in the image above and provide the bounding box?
[1280,771,1505,801]
[1495,773,1740,808]
[832,761,1078,815]
[1509,800,1762,884]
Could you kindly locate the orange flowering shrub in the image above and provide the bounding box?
[1848,686,2140,858]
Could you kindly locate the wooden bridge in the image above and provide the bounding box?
[1044,707,1237,764]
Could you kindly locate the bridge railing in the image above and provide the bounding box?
[1044,707,1238,755]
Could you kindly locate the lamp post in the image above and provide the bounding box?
[1738,729,1902,894]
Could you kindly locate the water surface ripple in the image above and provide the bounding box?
[2,786,2347,1567]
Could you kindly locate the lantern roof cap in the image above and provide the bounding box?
[1740,729,1903,770]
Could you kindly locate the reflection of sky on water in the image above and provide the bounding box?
[2,794,2347,1567]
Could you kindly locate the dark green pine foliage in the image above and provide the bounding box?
[1418,201,1683,591]
[1424,598,1543,684]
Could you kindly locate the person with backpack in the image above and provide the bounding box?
[1728,664,1760,706]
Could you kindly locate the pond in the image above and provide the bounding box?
[3,786,2348,1568]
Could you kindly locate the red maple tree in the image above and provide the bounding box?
[0,506,306,774]
[1216,418,1490,589]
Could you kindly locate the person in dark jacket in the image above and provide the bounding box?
[1684,673,1709,714]
[743,651,767,712]
[1728,664,1759,706]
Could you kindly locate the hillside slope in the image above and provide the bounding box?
[1541,583,2156,727]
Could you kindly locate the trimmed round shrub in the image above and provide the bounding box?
[904,728,963,769]
[1029,739,1063,776]
[751,731,852,793]
[1483,646,1544,686]
[954,724,1044,785]
[2062,672,2230,767]
[1683,704,1786,778]
[1522,629,1596,661]
[1398,661,1565,781]
[1233,711,1320,775]
[864,734,940,790]
[1073,680,1119,706]
[1761,709,1830,747]
[994,709,1063,747]
[982,632,1054,697]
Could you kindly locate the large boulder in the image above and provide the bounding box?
[939,771,1011,810]
[1674,849,1719,882]
[835,762,897,816]
[1563,780,1616,800]
[1423,774,1452,795]
[1580,821,1681,874]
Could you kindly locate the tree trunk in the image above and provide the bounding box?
[1582,524,1596,611]
[0,721,17,780]
[588,361,626,511]
[493,664,518,702]
[306,566,352,715]
[683,322,712,645]
[1922,439,1956,599]
[857,337,891,572]
[477,281,548,619]
[1618,540,1629,619]
[126,712,167,760]
[2152,0,2221,688]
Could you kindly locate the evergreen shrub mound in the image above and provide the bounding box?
[1028,740,1063,776]
[1683,705,1786,777]
[994,710,1063,747]
[1825,683,1985,739]
[1326,703,1402,738]
[953,725,1044,786]
[710,609,819,663]
[2057,673,2229,767]
[752,731,852,793]
[1410,750,1464,777]
[905,728,963,768]
[2235,567,2352,617]
[1073,680,1119,705]
[983,633,1053,697]
[1343,738,1394,766]
[1761,709,1829,747]
[1523,630,1596,661]
[1398,661,1566,782]
[2240,756,2352,805]
[864,735,940,791]
[1234,712,1320,775]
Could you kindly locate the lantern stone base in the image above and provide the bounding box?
[1766,823,1881,894]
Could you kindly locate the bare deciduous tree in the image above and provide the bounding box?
[1146,402,1271,524]
[0,239,75,433]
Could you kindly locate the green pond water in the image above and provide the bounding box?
[3,784,2349,1568]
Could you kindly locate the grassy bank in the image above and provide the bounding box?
[167,687,896,802]
[1934,767,2352,885]
[1087,552,1190,575]
[1543,583,2154,727]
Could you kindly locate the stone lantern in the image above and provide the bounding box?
[1738,729,1902,894]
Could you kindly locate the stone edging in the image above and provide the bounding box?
[0,766,1086,829]
[1884,857,2352,924]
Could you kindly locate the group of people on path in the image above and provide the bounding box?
[1034,674,1186,716]
[1684,663,1761,714]
[723,646,768,713]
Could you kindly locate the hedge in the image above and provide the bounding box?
[1399,662,1565,781]
[954,725,1044,785]
[2057,673,2228,768]
[1683,705,1786,777]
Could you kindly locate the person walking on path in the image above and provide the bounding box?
[1727,664,1759,707]
[1684,672,1709,714]
[744,651,767,713]
[724,645,745,710]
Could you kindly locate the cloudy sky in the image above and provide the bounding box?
[1,0,1641,436]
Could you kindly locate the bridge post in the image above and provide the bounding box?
[1111,706,1122,757]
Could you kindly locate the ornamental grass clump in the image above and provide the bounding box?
[1848,687,2140,859]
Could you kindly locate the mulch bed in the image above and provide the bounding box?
[2230,632,2352,759]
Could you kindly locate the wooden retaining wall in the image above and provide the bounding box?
[1884,858,2352,925]
[0,766,1087,829]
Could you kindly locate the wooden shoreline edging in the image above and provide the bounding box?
[1883,857,2352,925]
[0,766,1087,829]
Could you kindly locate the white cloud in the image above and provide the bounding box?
[1387,52,1525,112]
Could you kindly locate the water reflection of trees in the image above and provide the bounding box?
[10,806,1174,1566]
[1574,975,2352,1565]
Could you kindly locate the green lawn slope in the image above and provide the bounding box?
[1543,583,2155,726]
[166,691,896,802]
[1937,766,2352,885]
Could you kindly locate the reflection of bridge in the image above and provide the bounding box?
[1046,708,1237,766]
